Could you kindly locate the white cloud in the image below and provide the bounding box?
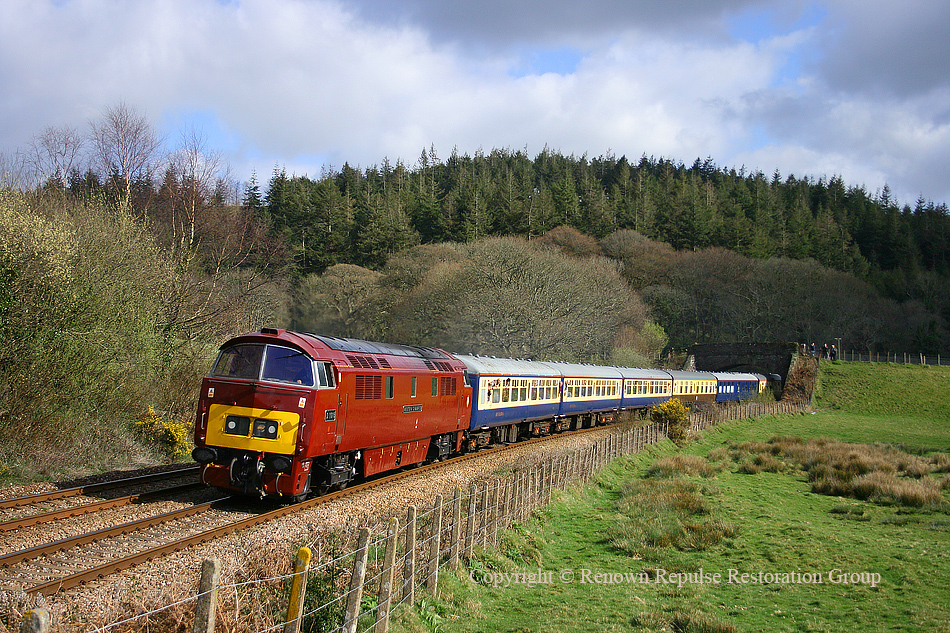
[1,0,949,206]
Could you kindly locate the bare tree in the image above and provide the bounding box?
[27,125,85,211]
[166,127,229,252]
[89,102,162,213]
[0,150,29,190]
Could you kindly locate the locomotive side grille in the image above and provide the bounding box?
[355,375,383,399]
[434,361,453,372]
[377,357,392,368]
[438,376,457,396]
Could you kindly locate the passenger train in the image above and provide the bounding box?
[191,329,771,500]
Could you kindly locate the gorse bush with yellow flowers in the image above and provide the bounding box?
[135,406,191,460]
[650,397,690,447]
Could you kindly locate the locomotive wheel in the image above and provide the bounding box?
[291,474,312,503]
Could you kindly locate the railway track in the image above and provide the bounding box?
[0,465,201,515]
[0,425,612,596]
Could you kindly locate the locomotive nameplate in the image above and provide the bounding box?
[325,409,337,421]
[403,404,423,413]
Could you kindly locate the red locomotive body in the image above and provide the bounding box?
[192,329,471,500]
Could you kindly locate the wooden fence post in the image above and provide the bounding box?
[490,481,500,546]
[18,609,50,633]
[375,518,399,633]
[193,558,221,633]
[449,487,462,570]
[427,494,443,595]
[284,547,312,633]
[464,484,477,559]
[479,483,490,547]
[343,528,371,633]
[403,506,417,605]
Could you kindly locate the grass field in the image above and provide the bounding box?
[394,362,950,632]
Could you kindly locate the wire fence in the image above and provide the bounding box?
[837,350,947,366]
[13,400,805,633]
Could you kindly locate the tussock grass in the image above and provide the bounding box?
[728,436,950,510]
[645,454,720,478]
[633,608,737,633]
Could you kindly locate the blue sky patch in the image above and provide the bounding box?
[510,45,585,77]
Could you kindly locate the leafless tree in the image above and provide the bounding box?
[292,264,386,338]
[388,236,644,362]
[0,150,29,190]
[27,124,85,211]
[89,102,162,213]
[166,126,229,252]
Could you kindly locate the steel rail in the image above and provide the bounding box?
[22,423,616,595]
[0,483,205,533]
[0,498,228,567]
[0,465,201,510]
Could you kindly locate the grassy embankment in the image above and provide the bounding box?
[394,362,950,632]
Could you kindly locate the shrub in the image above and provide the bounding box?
[135,406,191,460]
[651,398,689,446]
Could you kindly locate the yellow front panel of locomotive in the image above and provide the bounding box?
[206,404,299,455]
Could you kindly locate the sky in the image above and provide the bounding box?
[2,0,949,207]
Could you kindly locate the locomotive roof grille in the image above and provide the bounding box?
[304,333,452,360]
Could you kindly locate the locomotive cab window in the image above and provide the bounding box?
[212,344,264,380]
[262,346,315,386]
[315,362,335,388]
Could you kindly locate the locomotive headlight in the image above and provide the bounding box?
[192,447,218,464]
[252,418,279,439]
